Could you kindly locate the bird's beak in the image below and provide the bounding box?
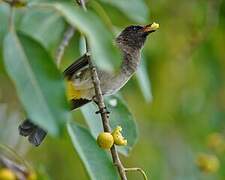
[143,22,160,33]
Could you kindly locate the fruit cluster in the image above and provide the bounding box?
[97,126,127,149]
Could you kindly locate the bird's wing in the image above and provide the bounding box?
[63,54,114,110]
[63,54,93,109]
[63,53,89,79]
[70,98,91,110]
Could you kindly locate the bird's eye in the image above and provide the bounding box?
[132,26,142,31]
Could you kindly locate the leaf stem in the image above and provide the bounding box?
[8,6,14,32]
[125,168,148,180]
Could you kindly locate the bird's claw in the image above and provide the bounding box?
[95,107,110,116]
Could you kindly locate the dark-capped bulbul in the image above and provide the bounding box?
[19,22,159,146]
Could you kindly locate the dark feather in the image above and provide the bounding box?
[19,119,47,146]
[18,99,91,146]
[28,127,47,146]
[19,119,36,137]
[70,98,91,110]
[63,54,90,79]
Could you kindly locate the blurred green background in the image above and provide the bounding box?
[1,0,225,179]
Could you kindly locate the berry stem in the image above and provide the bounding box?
[125,168,148,180]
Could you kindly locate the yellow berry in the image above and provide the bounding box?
[0,168,16,180]
[97,132,114,149]
[28,172,37,180]
[151,22,160,30]
[111,126,127,146]
[207,133,225,153]
[196,153,220,173]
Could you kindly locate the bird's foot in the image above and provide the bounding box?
[95,107,110,116]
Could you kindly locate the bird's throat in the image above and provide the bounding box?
[101,42,142,96]
[105,49,141,94]
[121,49,141,76]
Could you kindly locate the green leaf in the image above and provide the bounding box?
[19,8,66,54]
[98,0,149,23]
[3,32,71,136]
[136,57,153,102]
[0,4,9,44]
[0,4,9,71]
[79,35,87,55]
[81,95,138,156]
[67,121,119,180]
[31,2,121,71]
[0,4,24,71]
[0,4,24,44]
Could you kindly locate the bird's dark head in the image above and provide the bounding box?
[116,22,159,50]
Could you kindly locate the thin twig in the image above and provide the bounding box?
[76,0,127,179]
[125,168,148,180]
[0,145,31,180]
[56,26,75,67]
[8,4,14,32]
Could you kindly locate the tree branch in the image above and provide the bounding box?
[76,0,127,179]
[88,57,127,180]
[56,26,75,67]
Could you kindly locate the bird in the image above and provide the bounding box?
[18,22,159,146]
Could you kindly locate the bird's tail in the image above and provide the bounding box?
[18,119,47,146]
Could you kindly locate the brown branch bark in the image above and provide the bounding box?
[87,58,127,180]
[76,0,127,179]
